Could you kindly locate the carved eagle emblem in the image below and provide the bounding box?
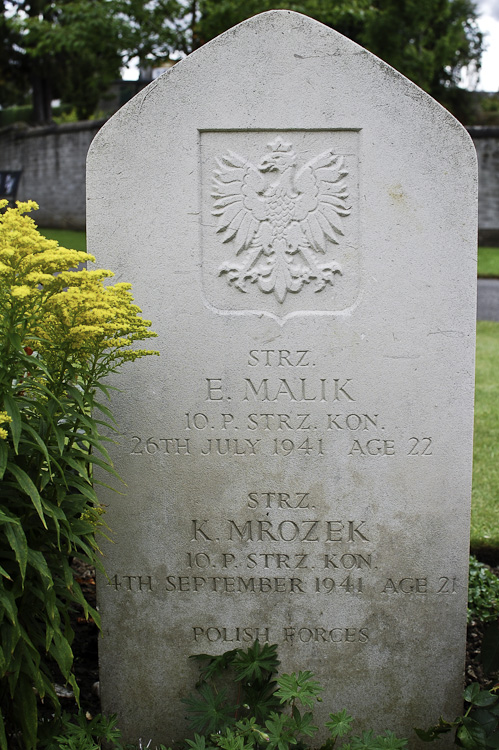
[211,137,351,303]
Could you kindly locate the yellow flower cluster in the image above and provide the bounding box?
[0,200,91,293]
[0,201,158,372]
[0,411,12,440]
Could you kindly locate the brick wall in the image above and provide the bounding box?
[468,127,499,246]
[0,119,105,230]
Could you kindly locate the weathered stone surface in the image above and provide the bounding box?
[87,11,477,746]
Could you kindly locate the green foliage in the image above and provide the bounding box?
[184,642,407,750]
[185,641,281,732]
[39,710,123,750]
[274,671,323,709]
[2,0,127,123]
[468,556,499,624]
[1,0,485,123]
[416,683,499,749]
[0,0,189,123]
[467,556,499,679]
[0,201,157,749]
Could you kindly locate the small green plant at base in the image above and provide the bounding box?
[182,642,407,750]
[416,683,499,749]
[39,710,123,750]
[467,556,499,678]
[468,556,499,624]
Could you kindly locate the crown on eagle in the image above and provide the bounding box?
[266,137,293,153]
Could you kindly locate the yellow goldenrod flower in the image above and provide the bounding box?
[0,412,12,439]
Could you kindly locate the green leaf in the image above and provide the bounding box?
[2,393,21,453]
[27,549,53,590]
[68,672,80,706]
[243,679,280,723]
[15,675,38,750]
[5,522,28,585]
[0,441,7,480]
[275,671,323,709]
[190,649,240,682]
[0,565,12,582]
[6,462,47,528]
[93,397,116,421]
[485,730,499,748]
[414,716,456,743]
[464,683,494,706]
[326,710,354,739]
[186,733,215,750]
[19,422,52,471]
[7,331,22,350]
[182,682,235,734]
[472,707,499,735]
[0,709,8,750]
[264,711,297,750]
[53,423,67,455]
[62,474,99,503]
[290,708,318,738]
[457,717,488,749]
[85,452,122,479]
[66,385,86,410]
[370,731,408,749]
[49,630,73,679]
[472,690,498,708]
[234,641,280,683]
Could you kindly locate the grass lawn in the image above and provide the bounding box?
[478,246,499,278]
[36,228,499,554]
[38,227,87,254]
[472,320,499,555]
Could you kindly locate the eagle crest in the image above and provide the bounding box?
[211,137,351,303]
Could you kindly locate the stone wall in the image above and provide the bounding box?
[0,119,105,229]
[1,119,499,241]
[468,127,499,246]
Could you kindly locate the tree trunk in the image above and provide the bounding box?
[31,70,52,125]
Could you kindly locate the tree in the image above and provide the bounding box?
[0,1,29,108]
[113,0,187,67]
[1,0,192,124]
[193,0,483,119]
[1,0,483,124]
[360,0,483,115]
[1,0,128,123]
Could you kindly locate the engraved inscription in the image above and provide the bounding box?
[108,485,460,613]
[190,625,370,645]
[129,349,436,460]
[212,137,351,303]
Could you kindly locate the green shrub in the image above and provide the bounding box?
[182,641,408,750]
[0,200,157,749]
[468,556,499,624]
[39,710,123,750]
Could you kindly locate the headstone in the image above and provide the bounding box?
[87,11,477,746]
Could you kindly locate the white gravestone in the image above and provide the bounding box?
[87,11,477,746]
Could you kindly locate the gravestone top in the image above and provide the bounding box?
[87,10,477,747]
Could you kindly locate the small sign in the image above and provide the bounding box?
[0,171,22,205]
